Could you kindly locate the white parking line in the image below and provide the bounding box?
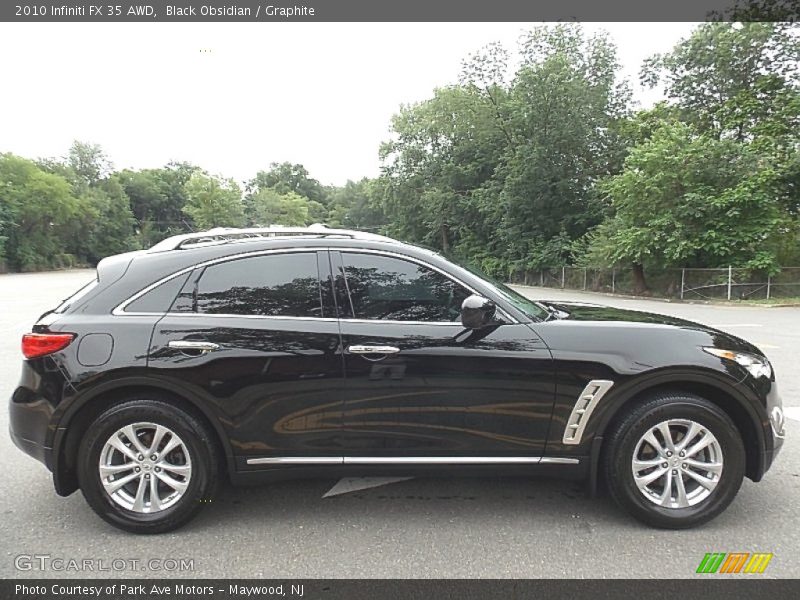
[784,407,800,422]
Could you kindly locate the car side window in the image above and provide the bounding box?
[125,272,191,314]
[183,253,322,317]
[339,252,471,322]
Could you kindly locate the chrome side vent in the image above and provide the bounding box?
[562,380,614,445]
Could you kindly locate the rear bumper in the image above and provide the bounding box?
[8,361,60,471]
[9,427,49,466]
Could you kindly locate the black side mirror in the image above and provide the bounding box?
[460,294,497,330]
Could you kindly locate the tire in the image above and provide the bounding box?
[77,397,220,534]
[603,391,745,529]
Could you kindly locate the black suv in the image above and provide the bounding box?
[10,226,785,533]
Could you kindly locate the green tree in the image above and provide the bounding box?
[327,178,387,230]
[248,162,328,206]
[248,188,309,226]
[641,22,799,143]
[380,24,630,277]
[117,162,197,246]
[584,122,787,292]
[183,172,245,229]
[0,154,85,271]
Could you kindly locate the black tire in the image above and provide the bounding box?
[77,397,220,534]
[603,391,745,529]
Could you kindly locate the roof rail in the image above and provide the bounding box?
[147,224,396,252]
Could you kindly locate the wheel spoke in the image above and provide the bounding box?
[159,462,191,475]
[635,466,668,487]
[633,458,663,472]
[99,462,136,478]
[102,470,140,495]
[149,474,162,512]
[686,458,723,475]
[107,435,139,462]
[674,472,689,508]
[676,422,702,452]
[121,425,148,455]
[155,471,189,493]
[657,422,676,453]
[657,469,674,506]
[683,467,719,491]
[148,425,168,455]
[643,431,667,458]
[684,432,714,458]
[160,433,182,457]
[131,474,148,512]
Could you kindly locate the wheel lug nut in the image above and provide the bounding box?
[679,451,685,457]
[137,454,144,461]
[145,474,150,479]
[151,454,157,461]
[682,463,688,469]
[672,470,678,475]
[662,462,668,468]
[666,451,672,457]
[155,467,161,473]
[135,467,140,472]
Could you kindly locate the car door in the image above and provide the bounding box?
[147,249,344,468]
[332,249,555,462]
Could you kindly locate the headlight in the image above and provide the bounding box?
[703,347,772,379]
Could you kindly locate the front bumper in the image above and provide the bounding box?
[760,379,785,476]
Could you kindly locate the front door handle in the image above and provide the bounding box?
[348,345,401,355]
[168,340,220,355]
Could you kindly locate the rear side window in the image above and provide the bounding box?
[191,253,322,317]
[339,252,470,322]
[125,272,191,314]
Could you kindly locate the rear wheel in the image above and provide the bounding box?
[603,391,745,529]
[78,398,219,534]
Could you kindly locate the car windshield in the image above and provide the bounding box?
[444,255,551,321]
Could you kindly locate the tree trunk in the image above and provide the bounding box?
[440,224,450,253]
[631,263,650,295]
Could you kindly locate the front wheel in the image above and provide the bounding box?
[603,391,745,529]
[77,398,220,534]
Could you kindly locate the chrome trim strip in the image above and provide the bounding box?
[246,457,344,465]
[245,456,582,466]
[343,456,541,465]
[113,246,518,324]
[562,379,615,445]
[539,457,580,465]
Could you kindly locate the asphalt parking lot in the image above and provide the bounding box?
[1,270,797,579]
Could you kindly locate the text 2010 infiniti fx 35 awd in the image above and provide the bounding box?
[10,226,785,533]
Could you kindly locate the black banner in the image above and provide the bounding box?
[2,0,799,23]
[3,580,800,600]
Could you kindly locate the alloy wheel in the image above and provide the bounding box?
[631,418,723,509]
[98,422,192,513]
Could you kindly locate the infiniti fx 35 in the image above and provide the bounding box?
[10,226,785,533]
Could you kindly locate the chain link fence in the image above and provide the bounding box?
[513,267,800,301]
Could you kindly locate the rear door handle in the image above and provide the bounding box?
[348,345,400,355]
[168,340,220,354]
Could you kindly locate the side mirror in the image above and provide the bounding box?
[460,295,497,330]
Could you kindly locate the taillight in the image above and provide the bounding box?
[21,333,76,359]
